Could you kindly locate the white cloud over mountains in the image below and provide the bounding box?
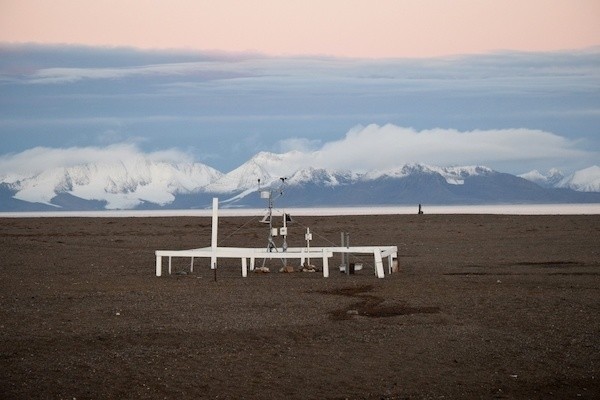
[304,125,593,172]
[0,143,192,181]
[0,125,595,180]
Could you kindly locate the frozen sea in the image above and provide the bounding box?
[1,203,599,218]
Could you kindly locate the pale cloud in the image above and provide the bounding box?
[25,61,253,84]
[0,143,192,180]
[276,125,598,174]
[0,126,596,181]
[11,46,599,91]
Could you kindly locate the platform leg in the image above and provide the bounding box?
[322,251,329,278]
[168,256,172,275]
[190,257,194,273]
[241,258,248,277]
[250,257,255,271]
[374,249,384,278]
[156,255,162,277]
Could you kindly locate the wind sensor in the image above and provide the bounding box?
[258,177,292,266]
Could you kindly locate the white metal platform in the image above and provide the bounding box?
[154,197,397,278]
[155,245,397,278]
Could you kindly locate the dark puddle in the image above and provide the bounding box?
[316,284,440,321]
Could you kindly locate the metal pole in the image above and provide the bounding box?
[341,232,346,273]
[306,227,311,267]
[345,232,350,275]
[211,197,218,270]
[262,192,275,268]
[282,212,288,250]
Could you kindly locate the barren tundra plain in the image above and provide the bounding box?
[1,214,599,399]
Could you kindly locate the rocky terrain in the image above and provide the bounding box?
[1,213,599,398]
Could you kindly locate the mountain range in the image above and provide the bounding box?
[1,152,599,211]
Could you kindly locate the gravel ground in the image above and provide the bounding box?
[1,214,599,399]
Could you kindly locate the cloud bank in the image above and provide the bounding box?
[305,125,593,172]
[0,143,192,181]
[1,125,595,180]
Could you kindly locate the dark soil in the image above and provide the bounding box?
[1,214,599,399]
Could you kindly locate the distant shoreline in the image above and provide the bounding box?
[1,203,599,218]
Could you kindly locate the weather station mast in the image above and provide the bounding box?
[258,177,292,267]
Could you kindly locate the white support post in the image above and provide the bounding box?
[345,232,350,275]
[168,256,172,275]
[241,258,248,277]
[374,249,384,278]
[156,255,162,276]
[340,232,346,273]
[305,227,312,267]
[322,249,329,278]
[300,248,305,267]
[190,257,194,273]
[387,254,393,274]
[210,197,218,269]
[250,257,255,271]
[282,211,287,266]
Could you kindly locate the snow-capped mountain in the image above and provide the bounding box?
[1,153,599,211]
[217,162,600,208]
[204,151,304,193]
[289,167,359,186]
[4,159,222,209]
[364,164,493,185]
[519,169,565,188]
[556,166,600,192]
[520,166,600,192]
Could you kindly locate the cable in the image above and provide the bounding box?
[276,210,375,269]
[217,214,263,247]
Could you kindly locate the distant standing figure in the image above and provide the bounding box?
[418,204,424,215]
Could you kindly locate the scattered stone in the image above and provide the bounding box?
[254,266,270,273]
[301,263,317,272]
[175,270,188,275]
[391,259,399,273]
[279,266,295,273]
[346,310,359,315]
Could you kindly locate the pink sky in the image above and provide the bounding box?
[1,0,599,58]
